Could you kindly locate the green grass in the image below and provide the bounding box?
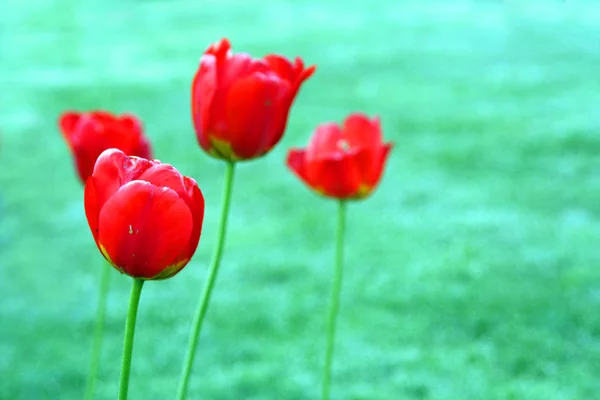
[2,0,600,399]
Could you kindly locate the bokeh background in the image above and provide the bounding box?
[2,1,600,399]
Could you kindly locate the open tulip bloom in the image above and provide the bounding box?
[176,38,315,399]
[58,110,154,400]
[84,149,205,400]
[287,113,392,399]
[59,111,152,183]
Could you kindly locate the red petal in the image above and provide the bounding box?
[306,153,362,199]
[263,57,315,151]
[89,110,118,125]
[264,54,295,83]
[92,149,154,212]
[84,176,100,244]
[286,149,313,188]
[205,38,231,57]
[138,163,187,199]
[119,114,142,133]
[209,54,268,140]
[224,72,291,159]
[264,55,316,98]
[291,58,316,98]
[97,181,194,279]
[366,143,393,188]
[73,151,99,184]
[181,177,205,265]
[192,54,217,152]
[265,107,292,152]
[70,117,110,182]
[342,113,382,148]
[220,53,264,87]
[330,143,393,199]
[118,114,153,158]
[306,122,344,161]
[298,63,317,86]
[134,135,153,160]
[58,111,81,142]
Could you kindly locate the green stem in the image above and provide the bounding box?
[84,262,111,400]
[118,279,144,400]
[176,161,236,400]
[321,200,347,400]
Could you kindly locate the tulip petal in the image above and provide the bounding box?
[307,152,363,199]
[287,149,313,187]
[306,122,344,161]
[205,37,231,57]
[98,180,193,279]
[367,143,393,188]
[90,110,120,125]
[220,53,264,87]
[120,114,142,130]
[138,163,187,199]
[356,146,383,182]
[181,176,205,263]
[263,55,315,151]
[92,149,154,211]
[139,168,205,265]
[264,55,316,97]
[298,63,317,86]
[342,113,382,148]
[84,176,100,243]
[58,112,81,145]
[199,53,269,158]
[264,54,295,82]
[225,72,290,159]
[117,115,152,159]
[134,135,153,160]
[69,117,114,182]
[192,54,217,151]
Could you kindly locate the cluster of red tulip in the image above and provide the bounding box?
[59,38,392,400]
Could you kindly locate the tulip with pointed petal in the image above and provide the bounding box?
[287,113,392,200]
[192,38,316,161]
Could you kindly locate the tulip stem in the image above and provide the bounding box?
[118,278,144,400]
[322,200,347,400]
[84,262,111,400]
[176,161,236,400]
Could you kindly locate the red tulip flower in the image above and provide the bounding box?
[59,111,152,183]
[191,38,316,161]
[288,114,392,398]
[287,113,393,200]
[84,149,204,280]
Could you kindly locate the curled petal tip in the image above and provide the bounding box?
[193,39,312,161]
[300,64,317,82]
[207,37,232,55]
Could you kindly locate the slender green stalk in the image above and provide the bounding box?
[118,279,144,400]
[322,200,347,400]
[84,262,111,400]
[176,161,236,400]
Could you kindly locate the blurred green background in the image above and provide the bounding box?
[2,0,600,399]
